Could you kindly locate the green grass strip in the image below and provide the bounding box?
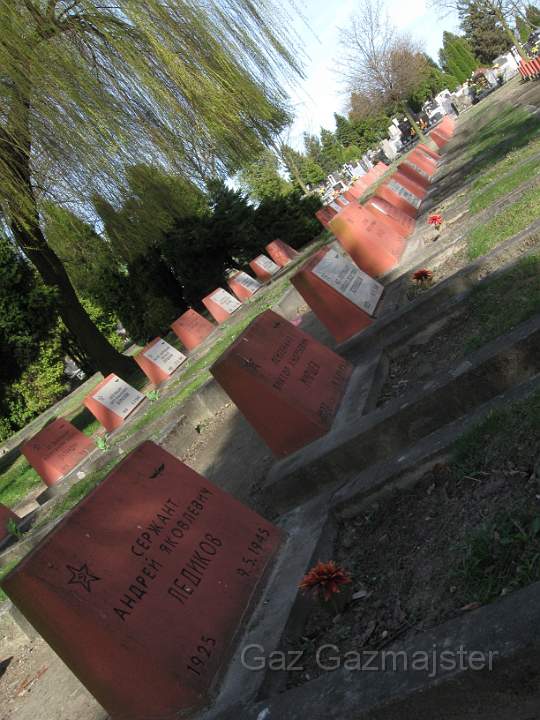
[470,158,540,214]
[467,184,540,259]
[464,253,540,352]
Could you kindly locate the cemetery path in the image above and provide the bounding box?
[0,610,107,720]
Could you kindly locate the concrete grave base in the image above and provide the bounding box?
[263,316,540,512]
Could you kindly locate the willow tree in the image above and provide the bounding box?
[0,1,302,375]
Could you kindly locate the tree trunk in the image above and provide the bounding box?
[492,3,527,59]
[403,106,425,142]
[2,82,136,379]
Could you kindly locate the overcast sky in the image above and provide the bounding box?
[284,0,460,149]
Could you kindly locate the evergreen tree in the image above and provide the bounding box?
[319,128,346,174]
[462,2,513,64]
[238,150,292,201]
[280,145,325,190]
[439,32,478,82]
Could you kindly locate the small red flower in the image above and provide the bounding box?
[299,560,352,601]
[428,214,443,228]
[412,268,434,285]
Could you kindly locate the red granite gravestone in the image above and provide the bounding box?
[291,244,384,342]
[406,150,437,177]
[171,309,215,351]
[437,115,455,137]
[328,202,405,277]
[398,161,430,190]
[315,207,336,228]
[210,310,352,456]
[0,504,20,543]
[417,143,441,163]
[363,162,388,185]
[227,271,262,301]
[1,441,282,720]
[202,288,242,324]
[265,240,299,267]
[428,130,448,149]
[134,338,186,387]
[249,254,281,282]
[392,170,427,199]
[84,374,145,433]
[347,178,369,199]
[363,197,416,238]
[21,418,95,487]
[375,178,422,218]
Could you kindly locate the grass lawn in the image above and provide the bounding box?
[451,389,540,604]
[470,156,540,214]
[467,184,540,259]
[464,253,540,353]
[462,104,540,180]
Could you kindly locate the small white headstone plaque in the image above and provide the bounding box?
[312,244,384,316]
[329,201,341,212]
[211,288,242,314]
[143,339,186,375]
[254,255,280,275]
[406,162,430,179]
[233,271,262,294]
[387,180,422,209]
[92,376,145,419]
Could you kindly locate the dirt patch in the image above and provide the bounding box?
[377,308,474,406]
[284,407,540,689]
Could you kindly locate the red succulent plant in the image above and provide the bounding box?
[299,560,352,601]
[412,268,434,285]
[428,213,443,228]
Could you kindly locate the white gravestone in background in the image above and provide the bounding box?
[387,179,422,209]
[92,376,145,419]
[233,271,262,294]
[312,244,384,316]
[210,288,242,314]
[143,339,186,375]
[254,255,280,275]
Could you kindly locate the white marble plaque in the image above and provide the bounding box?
[406,162,430,179]
[329,201,341,212]
[92,376,145,419]
[211,288,242,313]
[143,339,186,375]
[338,195,350,205]
[312,245,384,316]
[233,271,262,293]
[254,255,280,275]
[388,179,422,209]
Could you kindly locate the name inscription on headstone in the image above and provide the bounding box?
[387,179,422,209]
[92,376,145,419]
[210,288,242,314]
[211,310,352,455]
[232,271,261,294]
[254,255,280,275]
[21,418,95,486]
[143,339,186,375]
[312,245,384,315]
[1,442,281,719]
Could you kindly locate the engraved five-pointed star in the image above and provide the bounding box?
[66,563,100,593]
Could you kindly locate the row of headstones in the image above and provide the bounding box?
[2,127,456,514]
[0,306,357,718]
[519,56,540,80]
[0,240,298,540]
[0,126,458,719]
[2,125,457,508]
